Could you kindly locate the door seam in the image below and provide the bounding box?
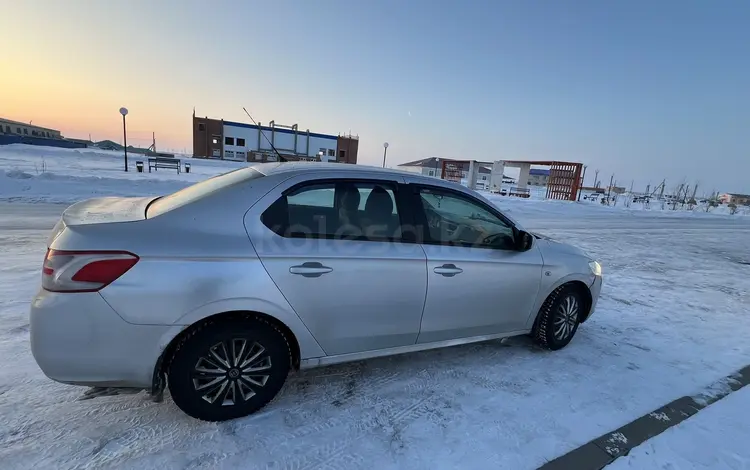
[415,243,430,344]
[245,238,326,355]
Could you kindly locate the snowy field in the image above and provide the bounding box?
[1,144,750,469]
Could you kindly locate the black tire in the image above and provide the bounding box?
[532,285,584,350]
[167,316,291,421]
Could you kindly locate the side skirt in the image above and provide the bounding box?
[300,329,530,369]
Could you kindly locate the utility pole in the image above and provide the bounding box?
[577,165,587,201]
[594,169,600,188]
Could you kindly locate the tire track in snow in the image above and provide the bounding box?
[250,369,406,450]
[78,423,188,469]
[276,367,404,411]
[225,360,458,469]
[265,393,440,470]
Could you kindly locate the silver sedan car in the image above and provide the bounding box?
[30,162,602,421]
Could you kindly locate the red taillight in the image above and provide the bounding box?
[42,249,139,293]
[71,258,139,283]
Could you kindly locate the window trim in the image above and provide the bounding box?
[408,183,518,250]
[262,177,413,244]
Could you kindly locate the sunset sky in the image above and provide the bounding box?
[2,0,749,192]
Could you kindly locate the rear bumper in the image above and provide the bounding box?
[30,289,171,388]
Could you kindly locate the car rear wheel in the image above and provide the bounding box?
[532,285,583,350]
[167,317,291,421]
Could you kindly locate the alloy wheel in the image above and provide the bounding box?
[553,295,579,341]
[191,339,272,406]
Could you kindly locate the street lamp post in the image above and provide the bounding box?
[382,142,389,168]
[119,107,129,172]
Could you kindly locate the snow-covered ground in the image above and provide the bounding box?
[609,386,750,469]
[1,143,748,217]
[1,144,750,469]
[0,144,245,203]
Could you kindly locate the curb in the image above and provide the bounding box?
[538,364,750,470]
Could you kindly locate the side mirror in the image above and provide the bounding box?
[515,230,533,251]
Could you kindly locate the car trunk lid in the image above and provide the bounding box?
[47,196,156,246]
[62,196,156,226]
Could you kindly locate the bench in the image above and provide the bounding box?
[148,157,181,174]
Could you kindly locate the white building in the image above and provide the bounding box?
[192,113,359,164]
[0,117,62,139]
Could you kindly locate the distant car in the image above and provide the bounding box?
[30,163,602,421]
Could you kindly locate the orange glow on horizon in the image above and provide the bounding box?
[1,50,192,150]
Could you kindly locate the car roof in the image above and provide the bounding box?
[250,161,477,193]
[252,162,421,179]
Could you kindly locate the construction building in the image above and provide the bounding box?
[192,111,358,164]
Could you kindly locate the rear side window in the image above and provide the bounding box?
[261,180,402,241]
[287,185,335,209]
[147,167,264,218]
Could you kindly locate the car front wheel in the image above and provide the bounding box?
[167,317,291,421]
[532,286,583,350]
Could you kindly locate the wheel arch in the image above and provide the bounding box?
[563,280,593,322]
[151,310,306,396]
[526,275,595,330]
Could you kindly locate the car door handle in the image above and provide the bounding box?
[289,262,333,278]
[433,264,463,277]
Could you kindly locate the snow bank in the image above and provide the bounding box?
[0,168,189,204]
[608,386,750,469]
[0,144,244,204]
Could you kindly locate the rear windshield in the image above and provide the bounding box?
[146,166,264,218]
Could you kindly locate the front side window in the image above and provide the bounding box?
[417,186,515,250]
[262,180,402,241]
